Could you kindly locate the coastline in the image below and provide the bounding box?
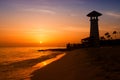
[38,48,68,52]
[0,49,64,80]
[31,46,120,80]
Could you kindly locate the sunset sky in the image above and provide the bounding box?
[0,0,120,47]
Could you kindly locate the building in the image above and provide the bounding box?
[87,11,102,46]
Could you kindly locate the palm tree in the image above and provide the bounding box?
[107,35,111,40]
[105,32,109,36]
[105,32,109,39]
[100,36,105,40]
[104,32,112,40]
[112,31,117,39]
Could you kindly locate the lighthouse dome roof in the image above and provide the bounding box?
[87,11,102,17]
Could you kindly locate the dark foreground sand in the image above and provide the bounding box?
[31,46,120,80]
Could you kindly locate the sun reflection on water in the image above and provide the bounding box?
[43,62,47,66]
[33,53,66,69]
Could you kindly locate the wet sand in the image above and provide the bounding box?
[31,46,120,80]
[0,52,63,80]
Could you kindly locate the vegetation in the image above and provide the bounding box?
[102,31,120,40]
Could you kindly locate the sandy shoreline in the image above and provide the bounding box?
[31,46,120,80]
[0,51,63,80]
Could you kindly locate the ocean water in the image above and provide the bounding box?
[0,47,65,80]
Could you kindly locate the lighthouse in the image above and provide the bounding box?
[87,11,102,46]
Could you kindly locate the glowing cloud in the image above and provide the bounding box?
[106,12,120,18]
[23,8,56,14]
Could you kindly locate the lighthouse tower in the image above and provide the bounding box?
[87,11,102,46]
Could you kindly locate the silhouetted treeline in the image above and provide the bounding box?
[100,39,120,46]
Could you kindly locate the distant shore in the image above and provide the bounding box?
[38,48,68,52]
[31,46,120,80]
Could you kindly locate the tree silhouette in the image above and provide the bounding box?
[104,32,112,40]
[107,35,111,40]
[112,31,117,39]
[100,36,105,40]
[105,32,109,36]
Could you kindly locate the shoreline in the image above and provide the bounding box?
[31,46,120,80]
[0,50,64,80]
[38,48,68,52]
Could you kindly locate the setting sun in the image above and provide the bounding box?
[40,41,43,44]
[0,0,120,80]
[0,0,120,47]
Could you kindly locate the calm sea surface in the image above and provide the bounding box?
[0,47,65,80]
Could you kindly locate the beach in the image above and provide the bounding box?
[0,46,120,80]
[0,47,65,80]
[31,46,120,80]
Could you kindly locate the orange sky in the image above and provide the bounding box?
[0,0,120,47]
[0,8,89,47]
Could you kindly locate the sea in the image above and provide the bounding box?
[0,47,65,80]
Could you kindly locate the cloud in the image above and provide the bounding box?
[105,12,120,18]
[25,28,60,34]
[62,26,85,32]
[69,13,78,17]
[23,8,56,14]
